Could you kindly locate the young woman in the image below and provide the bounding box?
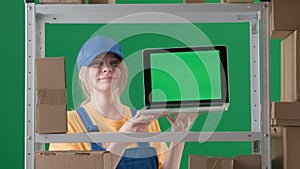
[49,36,198,169]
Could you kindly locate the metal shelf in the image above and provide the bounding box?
[25,2,271,169]
[36,132,262,143]
[35,3,261,24]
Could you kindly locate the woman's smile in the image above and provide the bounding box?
[98,76,116,80]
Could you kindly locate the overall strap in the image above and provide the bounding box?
[76,107,99,132]
[76,107,105,150]
[130,108,137,117]
[137,142,150,148]
[130,108,150,148]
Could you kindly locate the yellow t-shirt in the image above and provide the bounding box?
[49,103,168,169]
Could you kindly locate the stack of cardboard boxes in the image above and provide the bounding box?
[271,0,300,169]
[35,57,112,169]
[35,57,67,134]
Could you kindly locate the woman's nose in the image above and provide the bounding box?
[101,63,113,72]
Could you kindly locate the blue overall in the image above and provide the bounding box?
[76,107,159,169]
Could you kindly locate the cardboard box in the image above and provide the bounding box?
[271,102,300,119]
[184,0,205,3]
[233,155,261,169]
[40,0,84,4]
[221,0,253,3]
[271,126,283,169]
[60,0,85,3]
[40,0,59,3]
[89,0,115,4]
[35,151,112,169]
[270,12,292,39]
[281,31,300,102]
[270,0,300,39]
[189,155,234,169]
[189,155,262,169]
[271,119,300,126]
[35,57,67,134]
[271,126,300,169]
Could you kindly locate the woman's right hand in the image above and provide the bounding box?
[119,113,161,132]
[108,113,161,169]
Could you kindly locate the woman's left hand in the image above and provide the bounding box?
[165,113,199,132]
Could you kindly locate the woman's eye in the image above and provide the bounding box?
[110,60,121,66]
[90,61,102,67]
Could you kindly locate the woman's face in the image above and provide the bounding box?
[87,53,122,93]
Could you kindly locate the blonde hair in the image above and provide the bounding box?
[78,61,128,106]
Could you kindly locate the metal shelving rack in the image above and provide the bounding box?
[25,1,271,169]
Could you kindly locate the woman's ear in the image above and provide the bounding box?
[78,67,87,80]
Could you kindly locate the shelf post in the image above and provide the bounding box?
[260,2,271,169]
[25,2,36,169]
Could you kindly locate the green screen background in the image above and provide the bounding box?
[151,51,221,102]
[2,0,281,169]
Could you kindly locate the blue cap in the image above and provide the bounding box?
[76,36,124,69]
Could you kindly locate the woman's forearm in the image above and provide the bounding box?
[162,142,185,169]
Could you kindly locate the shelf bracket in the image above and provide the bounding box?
[237,14,259,34]
[253,140,261,154]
